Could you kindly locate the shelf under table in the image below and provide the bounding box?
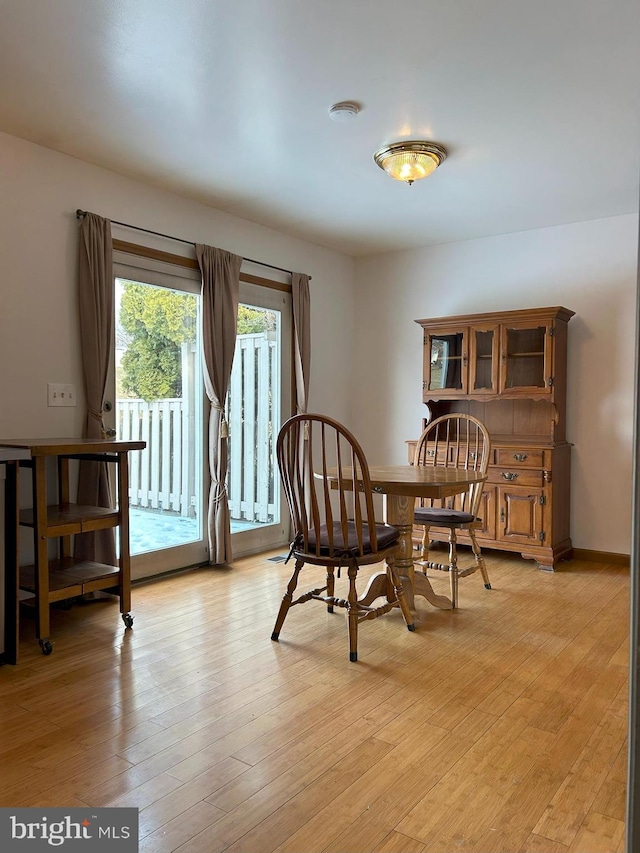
[20,559,121,603]
[19,503,121,533]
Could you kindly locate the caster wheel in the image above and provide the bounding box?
[122,613,134,629]
[40,639,54,656]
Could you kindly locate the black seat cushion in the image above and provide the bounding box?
[296,521,399,557]
[414,507,475,525]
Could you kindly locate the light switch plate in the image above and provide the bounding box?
[48,383,77,407]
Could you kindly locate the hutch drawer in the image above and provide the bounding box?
[487,468,544,487]
[494,448,544,468]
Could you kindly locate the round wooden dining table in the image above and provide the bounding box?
[327,464,487,612]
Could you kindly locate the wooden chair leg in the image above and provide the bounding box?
[420,524,431,562]
[448,529,459,608]
[386,557,415,631]
[469,529,491,589]
[347,563,359,662]
[271,560,303,641]
[326,566,335,612]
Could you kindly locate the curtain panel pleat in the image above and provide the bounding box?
[75,212,116,564]
[292,273,311,414]
[196,244,242,565]
[292,273,311,511]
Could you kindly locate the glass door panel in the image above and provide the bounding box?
[227,283,291,555]
[114,275,207,579]
[424,329,467,395]
[502,324,549,391]
[470,327,498,393]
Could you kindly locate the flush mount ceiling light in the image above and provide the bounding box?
[373,140,447,185]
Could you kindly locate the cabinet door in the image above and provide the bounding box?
[468,324,499,395]
[497,485,545,546]
[498,320,554,395]
[423,326,468,398]
[475,484,497,540]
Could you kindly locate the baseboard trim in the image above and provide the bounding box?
[572,548,630,566]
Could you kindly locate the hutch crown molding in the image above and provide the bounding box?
[411,306,575,570]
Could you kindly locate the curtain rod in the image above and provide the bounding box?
[76,209,309,279]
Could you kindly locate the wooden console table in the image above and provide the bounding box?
[0,438,144,658]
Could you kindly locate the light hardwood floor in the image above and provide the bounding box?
[0,549,629,853]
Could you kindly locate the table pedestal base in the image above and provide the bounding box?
[358,494,452,612]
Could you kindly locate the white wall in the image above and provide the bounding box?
[352,215,639,555]
[0,131,356,439]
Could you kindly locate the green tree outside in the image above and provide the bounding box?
[118,282,276,401]
[118,282,197,401]
[237,304,276,334]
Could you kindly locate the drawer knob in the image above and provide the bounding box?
[427,449,435,457]
[513,453,527,461]
[469,451,477,460]
[502,472,519,481]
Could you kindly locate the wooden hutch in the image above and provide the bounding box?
[409,306,574,570]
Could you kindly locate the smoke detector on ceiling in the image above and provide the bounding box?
[328,102,360,122]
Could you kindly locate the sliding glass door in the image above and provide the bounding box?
[228,281,291,556]
[109,258,291,574]
[111,258,208,579]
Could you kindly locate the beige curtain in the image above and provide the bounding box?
[291,273,311,510]
[292,273,311,414]
[75,212,116,564]
[196,244,242,565]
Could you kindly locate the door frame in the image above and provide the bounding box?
[626,226,640,852]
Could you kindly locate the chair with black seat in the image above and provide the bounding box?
[272,413,415,662]
[413,413,491,608]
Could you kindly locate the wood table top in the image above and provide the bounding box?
[0,438,146,455]
[327,464,486,499]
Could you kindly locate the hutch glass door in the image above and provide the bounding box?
[423,328,467,396]
[469,325,498,394]
[500,321,552,393]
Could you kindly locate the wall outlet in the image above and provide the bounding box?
[48,383,77,407]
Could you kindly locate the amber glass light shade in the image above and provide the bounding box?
[373,141,447,185]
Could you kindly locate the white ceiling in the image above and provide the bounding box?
[1,0,639,257]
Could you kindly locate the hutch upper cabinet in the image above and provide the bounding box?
[422,308,571,402]
[413,306,575,570]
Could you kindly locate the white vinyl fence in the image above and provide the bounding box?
[226,331,279,524]
[118,398,195,516]
[117,331,278,526]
